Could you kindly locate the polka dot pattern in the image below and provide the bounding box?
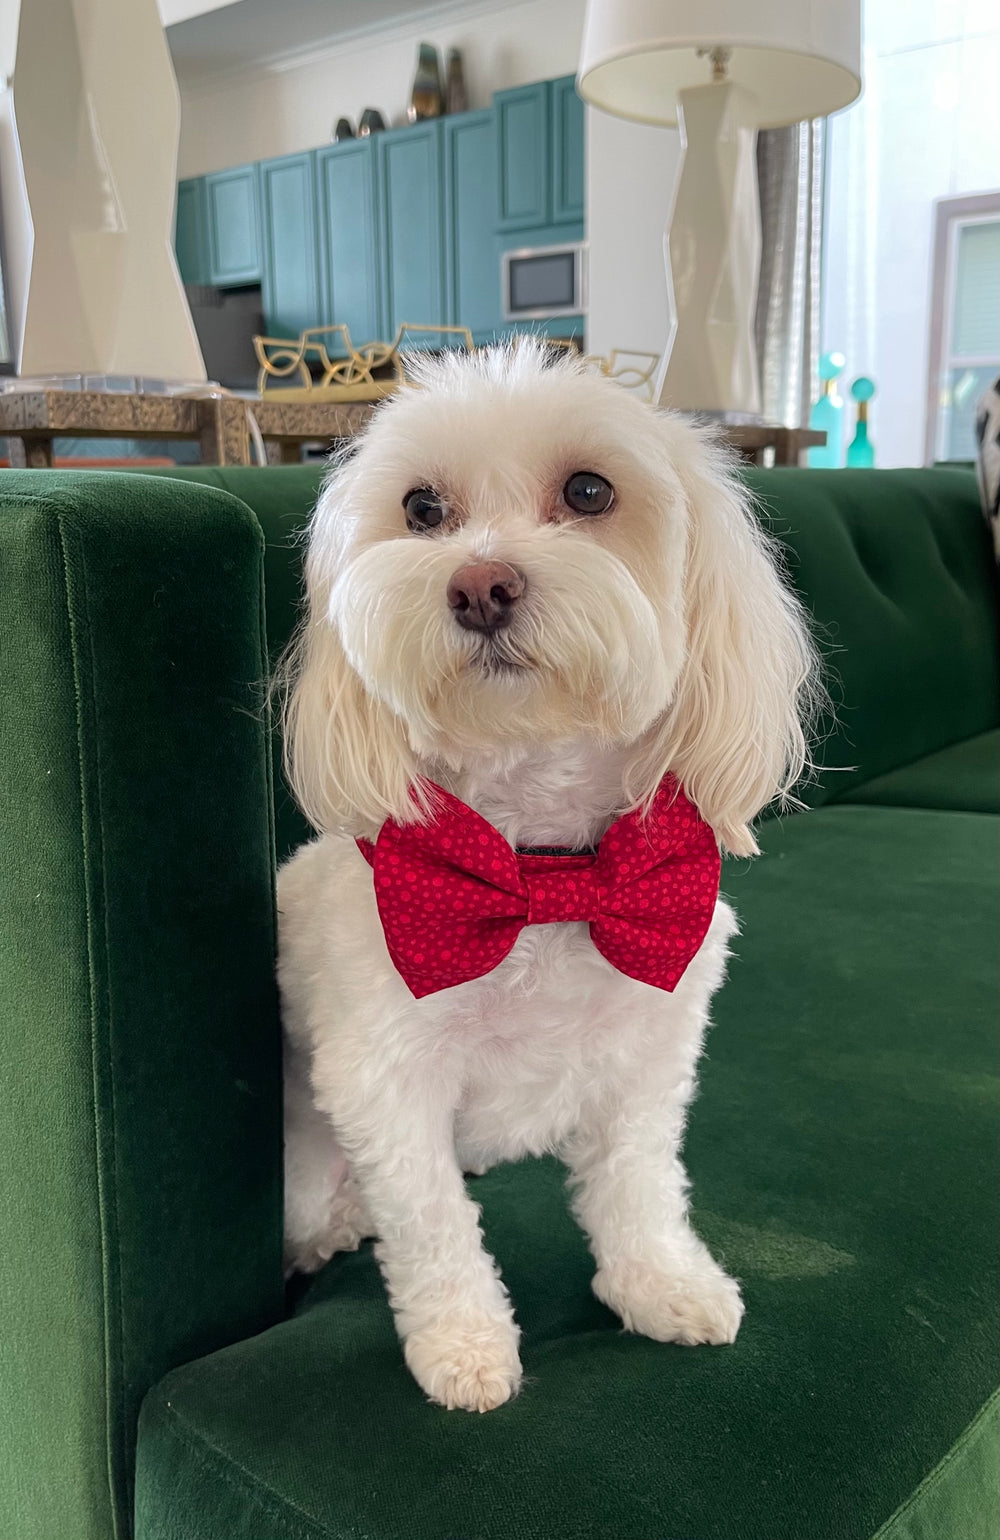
[357,775,721,999]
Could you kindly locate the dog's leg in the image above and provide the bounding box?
[284,1038,374,1276]
[315,1052,522,1412]
[564,1081,744,1347]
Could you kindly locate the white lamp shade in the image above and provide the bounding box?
[578,0,862,128]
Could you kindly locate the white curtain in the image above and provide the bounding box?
[754,119,825,429]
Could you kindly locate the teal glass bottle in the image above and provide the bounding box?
[846,377,876,468]
[807,351,846,467]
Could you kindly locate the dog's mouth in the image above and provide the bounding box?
[470,634,532,677]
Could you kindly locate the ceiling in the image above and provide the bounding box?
[165,0,459,82]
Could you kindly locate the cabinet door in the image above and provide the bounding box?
[316,139,382,346]
[175,178,209,285]
[444,111,500,340]
[259,153,321,338]
[377,122,447,342]
[550,75,585,224]
[496,82,550,231]
[205,165,261,286]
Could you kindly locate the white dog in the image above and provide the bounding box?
[278,340,817,1413]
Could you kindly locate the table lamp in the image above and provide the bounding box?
[578,1,861,417]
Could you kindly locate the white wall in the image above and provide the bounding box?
[822,0,1000,466]
[175,0,586,176]
[586,110,680,371]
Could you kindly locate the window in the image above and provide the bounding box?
[925,191,1000,463]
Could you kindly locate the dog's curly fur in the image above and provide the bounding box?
[278,341,819,1411]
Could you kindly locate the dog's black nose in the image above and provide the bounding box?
[447,561,526,633]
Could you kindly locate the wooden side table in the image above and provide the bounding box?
[0,389,375,468]
[722,425,826,467]
[252,398,374,462]
[0,390,250,468]
[0,389,823,469]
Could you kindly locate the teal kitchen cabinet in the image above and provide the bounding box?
[205,165,261,286]
[315,139,382,345]
[174,70,585,348]
[496,75,584,231]
[444,110,501,341]
[175,178,209,285]
[496,82,550,231]
[551,75,585,224]
[258,152,321,338]
[377,121,447,342]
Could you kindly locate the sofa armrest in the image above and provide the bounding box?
[0,472,284,1540]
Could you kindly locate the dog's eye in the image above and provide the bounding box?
[403,487,446,532]
[562,471,615,516]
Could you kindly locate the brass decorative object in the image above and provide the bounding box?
[254,323,475,402]
[445,48,468,114]
[521,337,661,401]
[408,43,444,122]
[592,349,661,400]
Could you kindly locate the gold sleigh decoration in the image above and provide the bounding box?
[254,323,475,401]
[254,323,660,403]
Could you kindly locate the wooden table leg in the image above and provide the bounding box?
[197,398,251,465]
[770,429,790,466]
[220,398,252,464]
[8,435,55,468]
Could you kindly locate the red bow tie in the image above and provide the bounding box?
[357,776,720,999]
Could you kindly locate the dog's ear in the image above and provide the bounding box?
[625,423,819,856]
[280,608,420,840]
[278,469,421,839]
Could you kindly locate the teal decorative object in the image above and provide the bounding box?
[807,351,845,467]
[847,376,876,468]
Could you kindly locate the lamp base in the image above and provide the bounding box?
[11,0,207,383]
[655,82,762,416]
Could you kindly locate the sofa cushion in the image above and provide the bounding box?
[135,805,999,1540]
[839,728,999,813]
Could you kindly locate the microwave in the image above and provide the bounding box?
[501,242,587,322]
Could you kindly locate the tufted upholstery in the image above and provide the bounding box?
[744,467,999,806]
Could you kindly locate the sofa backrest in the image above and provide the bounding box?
[744,467,999,805]
[151,463,999,856]
[146,466,321,864]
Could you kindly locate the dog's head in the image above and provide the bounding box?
[283,342,817,855]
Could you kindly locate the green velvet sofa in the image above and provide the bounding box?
[1,462,997,1540]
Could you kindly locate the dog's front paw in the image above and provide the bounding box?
[404,1314,522,1412]
[283,1181,374,1278]
[593,1257,744,1346]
